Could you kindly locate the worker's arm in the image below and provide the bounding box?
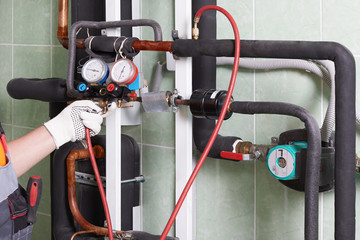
[8,100,105,177]
[9,126,56,177]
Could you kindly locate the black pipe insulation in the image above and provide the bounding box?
[120,0,133,37]
[231,101,321,240]
[179,38,355,240]
[191,0,242,158]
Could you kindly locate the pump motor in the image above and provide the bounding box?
[268,129,335,192]
[267,141,307,180]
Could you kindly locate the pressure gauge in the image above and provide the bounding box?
[81,58,109,83]
[110,58,138,85]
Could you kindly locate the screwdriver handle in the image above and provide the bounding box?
[26,176,42,224]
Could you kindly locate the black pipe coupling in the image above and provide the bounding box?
[190,89,233,120]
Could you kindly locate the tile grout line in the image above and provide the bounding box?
[50,0,53,77]
[1,43,54,47]
[11,0,14,137]
[141,143,175,150]
[253,0,257,239]
[319,0,324,239]
[37,211,51,217]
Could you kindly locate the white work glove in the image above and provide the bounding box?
[44,100,104,149]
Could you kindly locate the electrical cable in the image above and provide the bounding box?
[159,5,240,240]
[85,128,114,240]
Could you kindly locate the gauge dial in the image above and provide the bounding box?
[81,58,109,83]
[110,58,138,85]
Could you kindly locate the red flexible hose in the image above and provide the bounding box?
[160,5,240,240]
[85,128,114,240]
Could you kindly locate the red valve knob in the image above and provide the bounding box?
[128,93,137,99]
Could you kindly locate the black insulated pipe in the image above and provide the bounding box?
[174,39,356,240]
[120,0,133,37]
[192,0,241,159]
[231,101,321,240]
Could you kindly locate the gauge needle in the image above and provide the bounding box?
[88,68,99,72]
[119,66,125,81]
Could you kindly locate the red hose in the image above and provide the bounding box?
[85,128,114,240]
[160,5,240,240]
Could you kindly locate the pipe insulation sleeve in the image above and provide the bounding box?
[175,39,356,240]
[217,58,335,142]
[231,101,321,240]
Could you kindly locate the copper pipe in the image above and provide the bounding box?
[132,40,173,52]
[57,0,68,40]
[175,99,190,106]
[57,0,85,48]
[58,0,172,50]
[66,146,124,237]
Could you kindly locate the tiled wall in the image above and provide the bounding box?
[0,0,68,238]
[2,0,360,240]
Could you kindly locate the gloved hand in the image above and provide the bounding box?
[44,100,104,149]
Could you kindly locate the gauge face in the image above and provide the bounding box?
[81,58,109,83]
[110,59,138,85]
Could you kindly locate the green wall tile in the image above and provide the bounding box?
[0,0,12,43]
[13,0,51,45]
[13,99,49,128]
[255,69,322,143]
[142,111,174,147]
[217,0,254,39]
[31,213,51,240]
[52,46,68,78]
[1,124,13,141]
[255,0,320,40]
[256,161,305,240]
[15,127,51,215]
[323,0,360,55]
[122,125,141,143]
[196,156,255,240]
[0,46,13,124]
[13,46,50,128]
[142,145,175,236]
[13,46,51,78]
[142,0,174,41]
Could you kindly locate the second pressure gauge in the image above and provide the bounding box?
[110,58,138,85]
[81,58,109,83]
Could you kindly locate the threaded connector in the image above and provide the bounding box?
[192,17,200,40]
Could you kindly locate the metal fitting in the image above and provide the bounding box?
[192,17,200,40]
[114,231,135,240]
[235,141,272,159]
[97,99,109,114]
[235,141,253,154]
[167,89,181,112]
[192,26,199,40]
[356,154,360,173]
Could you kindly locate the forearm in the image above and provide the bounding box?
[8,126,56,177]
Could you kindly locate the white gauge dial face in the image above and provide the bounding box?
[110,59,135,84]
[81,58,108,83]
